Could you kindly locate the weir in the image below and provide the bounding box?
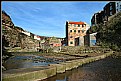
[2,51,114,81]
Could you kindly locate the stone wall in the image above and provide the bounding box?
[60,46,111,54]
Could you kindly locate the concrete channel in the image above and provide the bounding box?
[2,51,114,81]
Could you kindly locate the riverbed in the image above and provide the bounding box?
[41,53,121,81]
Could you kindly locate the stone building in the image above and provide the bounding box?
[91,1,121,26]
[91,11,104,26]
[66,21,90,46]
[103,2,116,23]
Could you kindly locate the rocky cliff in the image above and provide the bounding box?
[2,10,40,52]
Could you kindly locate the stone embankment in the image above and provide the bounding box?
[2,51,114,81]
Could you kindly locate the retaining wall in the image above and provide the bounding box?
[2,51,114,81]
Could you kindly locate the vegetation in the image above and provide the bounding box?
[2,25,5,30]
[87,12,121,51]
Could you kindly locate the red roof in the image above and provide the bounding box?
[69,22,84,25]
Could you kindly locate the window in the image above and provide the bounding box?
[74,30,76,32]
[110,6,112,10]
[70,36,73,38]
[110,11,112,15]
[82,30,85,33]
[82,24,84,27]
[110,3,112,6]
[117,9,118,12]
[78,30,80,33]
[70,24,72,27]
[74,24,76,27]
[117,3,119,7]
[70,30,72,32]
[78,24,80,27]
[70,41,73,44]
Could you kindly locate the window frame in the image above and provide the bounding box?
[82,30,85,33]
[78,30,80,33]
[70,30,72,32]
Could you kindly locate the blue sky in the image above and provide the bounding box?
[2,1,108,38]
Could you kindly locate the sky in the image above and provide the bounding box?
[2,1,108,38]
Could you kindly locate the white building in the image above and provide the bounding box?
[22,30,30,36]
[116,1,121,13]
[90,32,97,46]
[34,35,41,40]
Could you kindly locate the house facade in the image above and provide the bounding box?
[66,21,90,46]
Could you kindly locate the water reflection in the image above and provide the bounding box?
[41,54,121,81]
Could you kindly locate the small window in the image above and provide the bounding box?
[110,11,112,15]
[82,24,84,27]
[70,30,72,32]
[117,3,119,7]
[117,9,118,12]
[82,30,85,33]
[70,41,73,44]
[74,24,76,27]
[74,30,76,32]
[78,30,80,33]
[78,24,80,27]
[70,24,72,27]
[110,6,112,10]
[70,36,73,38]
[110,3,112,6]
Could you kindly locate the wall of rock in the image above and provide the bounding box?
[2,11,40,52]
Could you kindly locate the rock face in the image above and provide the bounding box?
[2,10,40,52]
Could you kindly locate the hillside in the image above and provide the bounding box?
[2,11,40,51]
[2,10,44,64]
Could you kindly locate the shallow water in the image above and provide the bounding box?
[3,55,62,70]
[41,53,121,81]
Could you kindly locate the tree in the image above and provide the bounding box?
[96,12,121,51]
